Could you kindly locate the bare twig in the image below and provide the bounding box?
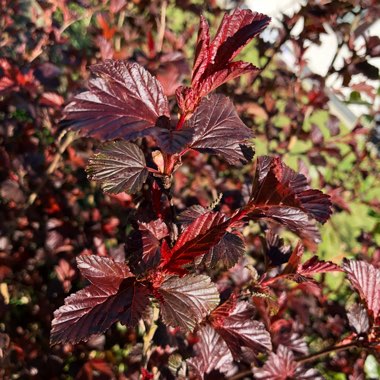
[156,0,167,53]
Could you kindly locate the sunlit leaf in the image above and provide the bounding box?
[157,274,219,331]
[62,60,169,141]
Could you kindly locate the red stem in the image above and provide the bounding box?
[176,113,187,130]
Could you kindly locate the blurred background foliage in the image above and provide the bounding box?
[0,0,379,379]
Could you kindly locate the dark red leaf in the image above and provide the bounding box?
[151,126,194,154]
[192,15,211,86]
[193,60,257,102]
[246,156,332,249]
[254,345,323,380]
[343,259,380,322]
[188,94,254,165]
[209,9,270,70]
[195,231,245,269]
[160,210,232,273]
[178,9,270,113]
[51,277,149,345]
[62,60,170,141]
[157,274,219,331]
[210,301,272,359]
[271,320,308,355]
[258,206,322,250]
[51,255,149,345]
[87,141,148,194]
[251,156,332,223]
[298,256,341,276]
[188,325,234,379]
[283,241,304,274]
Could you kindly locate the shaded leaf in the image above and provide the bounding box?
[264,231,292,267]
[188,94,254,165]
[157,274,219,331]
[126,219,169,273]
[283,241,304,274]
[151,125,194,154]
[62,60,169,141]
[343,259,380,322]
[188,325,234,379]
[254,345,323,380]
[259,206,322,250]
[87,141,148,194]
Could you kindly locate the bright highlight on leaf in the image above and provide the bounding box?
[62,60,170,141]
[157,274,220,331]
[343,259,380,323]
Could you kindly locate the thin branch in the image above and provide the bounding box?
[156,0,167,53]
[295,341,360,365]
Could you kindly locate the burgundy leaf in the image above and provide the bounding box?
[140,218,169,240]
[298,256,341,276]
[259,206,322,250]
[283,241,304,274]
[178,9,270,113]
[211,300,272,359]
[87,141,148,194]
[193,60,257,102]
[347,303,370,335]
[51,277,150,345]
[251,156,332,223]
[254,345,323,380]
[62,60,169,141]
[160,210,232,273]
[178,205,208,227]
[209,9,271,69]
[195,231,245,269]
[271,320,308,355]
[343,259,380,322]
[151,126,194,154]
[188,94,254,165]
[188,325,234,379]
[246,156,332,249]
[192,15,211,86]
[157,274,219,331]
